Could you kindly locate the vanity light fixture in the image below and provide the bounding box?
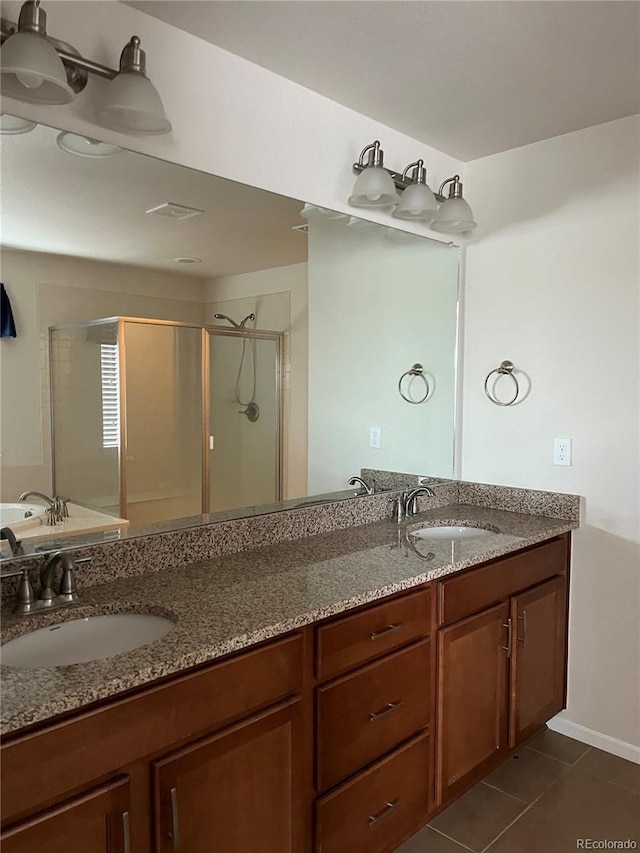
[391,160,437,222]
[1,0,171,135]
[349,141,477,233]
[348,141,401,208]
[430,175,477,233]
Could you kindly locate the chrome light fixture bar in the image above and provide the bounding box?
[1,0,171,135]
[350,140,476,233]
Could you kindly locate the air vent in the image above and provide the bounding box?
[146,202,204,220]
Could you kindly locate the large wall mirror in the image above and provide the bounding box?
[0,120,460,559]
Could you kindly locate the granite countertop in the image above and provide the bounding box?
[0,503,577,736]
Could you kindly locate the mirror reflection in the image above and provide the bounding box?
[0,121,459,558]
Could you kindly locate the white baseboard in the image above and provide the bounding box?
[547,715,640,764]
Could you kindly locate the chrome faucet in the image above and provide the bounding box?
[389,486,436,524]
[1,526,24,557]
[348,476,374,496]
[18,491,69,525]
[404,486,435,517]
[7,550,90,616]
[19,490,55,507]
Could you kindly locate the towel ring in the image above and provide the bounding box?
[484,360,520,406]
[398,363,430,404]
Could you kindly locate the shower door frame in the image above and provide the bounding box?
[203,325,285,513]
[50,316,285,520]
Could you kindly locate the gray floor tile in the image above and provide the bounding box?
[535,765,640,841]
[574,746,640,793]
[429,782,527,853]
[486,806,579,853]
[484,746,569,803]
[395,824,472,852]
[526,727,591,765]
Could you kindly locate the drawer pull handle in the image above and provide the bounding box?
[122,811,131,853]
[170,787,180,852]
[517,610,527,647]
[502,618,512,655]
[369,799,400,826]
[370,701,403,721]
[370,623,400,640]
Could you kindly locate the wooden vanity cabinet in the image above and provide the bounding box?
[436,535,570,805]
[314,588,434,853]
[1,633,307,853]
[1,533,571,853]
[153,697,303,853]
[0,777,131,853]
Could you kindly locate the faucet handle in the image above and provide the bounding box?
[13,570,35,616]
[389,493,407,524]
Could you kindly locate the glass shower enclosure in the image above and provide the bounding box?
[50,317,284,525]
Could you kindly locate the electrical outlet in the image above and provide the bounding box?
[369,426,381,449]
[553,437,572,466]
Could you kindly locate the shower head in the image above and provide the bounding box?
[214,313,240,327]
[239,313,256,328]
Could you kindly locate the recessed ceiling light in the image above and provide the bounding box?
[0,113,36,134]
[172,256,202,265]
[56,131,124,159]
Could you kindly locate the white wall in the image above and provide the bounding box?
[463,116,640,756]
[0,1,464,237]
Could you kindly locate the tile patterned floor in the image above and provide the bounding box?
[396,729,640,853]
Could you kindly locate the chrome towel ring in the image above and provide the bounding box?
[484,360,520,406]
[398,363,430,404]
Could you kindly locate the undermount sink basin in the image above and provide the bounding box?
[1,613,174,669]
[411,525,497,541]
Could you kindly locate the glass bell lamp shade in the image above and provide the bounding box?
[430,196,477,233]
[95,72,172,135]
[392,182,438,222]
[0,31,74,105]
[348,166,400,208]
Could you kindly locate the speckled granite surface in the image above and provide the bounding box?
[0,503,577,736]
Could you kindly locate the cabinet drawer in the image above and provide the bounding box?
[317,639,430,791]
[316,732,430,853]
[1,632,303,825]
[437,536,569,626]
[316,587,431,681]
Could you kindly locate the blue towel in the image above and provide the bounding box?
[1,283,17,338]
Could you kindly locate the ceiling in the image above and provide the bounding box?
[0,124,307,278]
[127,0,640,161]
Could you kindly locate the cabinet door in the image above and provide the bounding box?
[0,776,130,853]
[510,575,567,747]
[436,603,509,804]
[153,697,302,853]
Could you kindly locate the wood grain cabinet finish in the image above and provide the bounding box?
[153,697,303,853]
[316,732,430,853]
[0,535,571,853]
[316,588,431,681]
[509,575,567,747]
[317,639,431,792]
[436,603,510,804]
[0,777,130,853]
